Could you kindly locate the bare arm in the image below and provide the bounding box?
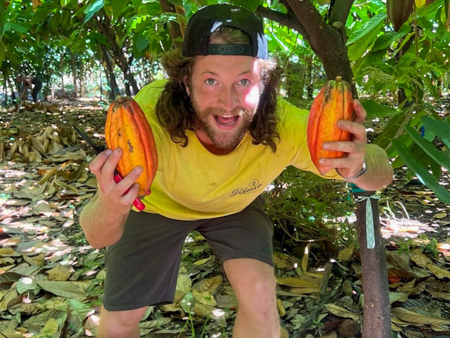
[349,144,393,191]
[79,147,143,249]
[79,192,130,249]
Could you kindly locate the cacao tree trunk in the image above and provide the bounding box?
[257,2,391,337]
[125,81,131,97]
[60,51,65,97]
[354,189,391,338]
[71,54,78,98]
[95,11,140,95]
[396,35,415,107]
[306,55,313,99]
[2,71,7,106]
[159,0,184,48]
[79,62,85,97]
[99,68,102,99]
[101,44,118,99]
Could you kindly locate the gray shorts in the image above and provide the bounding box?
[102,196,274,311]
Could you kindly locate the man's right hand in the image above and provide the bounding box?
[88,147,143,217]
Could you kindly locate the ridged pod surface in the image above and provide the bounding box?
[386,0,414,32]
[104,97,158,198]
[307,76,354,175]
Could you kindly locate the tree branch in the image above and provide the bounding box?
[328,0,354,26]
[284,0,326,39]
[255,5,309,40]
[159,0,183,49]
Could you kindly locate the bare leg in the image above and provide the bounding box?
[97,305,148,338]
[223,258,280,338]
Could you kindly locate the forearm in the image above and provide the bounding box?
[79,193,129,249]
[350,144,394,191]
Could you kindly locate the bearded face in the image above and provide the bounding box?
[187,54,262,152]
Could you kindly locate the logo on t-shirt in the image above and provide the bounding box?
[230,179,262,196]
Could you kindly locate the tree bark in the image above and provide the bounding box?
[306,55,313,99]
[159,0,184,48]
[71,53,78,98]
[60,50,65,97]
[257,2,391,336]
[100,44,118,99]
[79,61,85,97]
[354,189,391,338]
[3,71,7,106]
[95,11,140,95]
[257,0,355,87]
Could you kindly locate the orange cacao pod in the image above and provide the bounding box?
[104,97,158,198]
[307,76,353,175]
[386,0,414,32]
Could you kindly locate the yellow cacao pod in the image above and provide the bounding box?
[104,97,158,198]
[307,76,353,175]
[386,0,414,32]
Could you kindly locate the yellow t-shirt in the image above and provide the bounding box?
[134,80,342,220]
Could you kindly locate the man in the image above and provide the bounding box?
[16,75,42,103]
[80,4,393,338]
[29,76,42,103]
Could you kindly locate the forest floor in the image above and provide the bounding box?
[0,97,449,338]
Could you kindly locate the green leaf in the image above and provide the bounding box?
[374,108,413,150]
[137,3,162,16]
[393,139,450,204]
[61,0,71,7]
[347,13,386,45]
[0,0,4,40]
[112,0,130,18]
[406,125,450,171]
[135,33,150,51]
[84,0,105,23]
[361,99,398,118]
[348,18,385,61]
[372,30,408,52]
[232,0,261,12]
[4,22,28,34]
[421,116,450,141]
[0,43,5,66]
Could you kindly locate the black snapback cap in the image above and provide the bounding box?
[182,4,268,60]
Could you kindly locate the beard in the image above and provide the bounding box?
[191,95,258,150]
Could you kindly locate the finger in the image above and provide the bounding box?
[114,166,143,196]
[100,148,123,184]
[337,120,367,143]
[89,149,113,176]
[322,141,364,155]
[121,182,140,206]
[319,156,364,171]
[353,99,366,125]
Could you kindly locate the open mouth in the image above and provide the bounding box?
[214,115,239,126]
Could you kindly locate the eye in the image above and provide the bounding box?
[205,78,217,85]
[239,79,251,86]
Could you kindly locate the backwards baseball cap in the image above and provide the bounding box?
[182,4,268,60]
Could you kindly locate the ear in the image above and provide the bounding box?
[183,75,190,96]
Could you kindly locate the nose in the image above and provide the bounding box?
[218,85,239,112]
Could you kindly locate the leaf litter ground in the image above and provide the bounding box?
[0,100,449,338]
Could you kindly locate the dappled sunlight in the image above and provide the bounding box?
[380,216,436,239]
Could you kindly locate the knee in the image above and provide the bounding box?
[97,306,145,338]
[98,320,138,338]
[240,278,278,319]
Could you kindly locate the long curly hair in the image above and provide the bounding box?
[155,26,281,152]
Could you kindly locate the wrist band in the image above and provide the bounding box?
[336,160,367,180]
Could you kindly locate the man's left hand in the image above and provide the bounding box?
[318,99,367,179]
